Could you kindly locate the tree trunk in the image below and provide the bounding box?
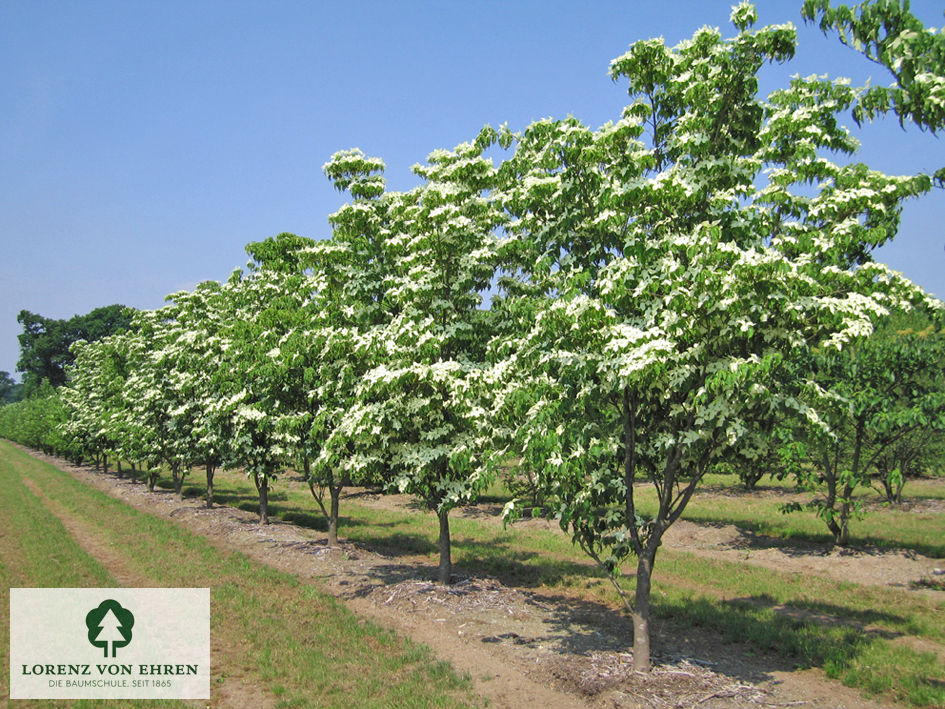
[741,468,763,491]
[836,519,850,546]
[175,471,185,501]
[834,421,864,547]
[835,483,852,546]
[147,471,157,492]
[328,485,341,548]
[206,463,215,508]
[258,475,269,525]
[437,508,452,585]
[130,462,137,485]
[632,551,655,672]
[893,477,905,505]
[103,456,108,474]
[826,514,843,545]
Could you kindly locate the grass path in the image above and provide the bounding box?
[0,441,480,708]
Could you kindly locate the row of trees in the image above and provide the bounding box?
[722,311,945,541]
[3,1,944,672]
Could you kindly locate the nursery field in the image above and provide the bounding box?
[6,4,945,705]
[3,440,945,708]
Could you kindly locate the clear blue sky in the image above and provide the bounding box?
[2,1,943,380]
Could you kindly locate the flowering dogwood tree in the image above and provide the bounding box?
[162,280,235,506]
[217,253,308,525]
[280,150,396,547]
[61,338,118,470]
[330,135,503,583]
[121,306,205,496]
[492,2,935,671]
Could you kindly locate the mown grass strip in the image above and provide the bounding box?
[0,444,114,589]
[675,496,945,559]
[190,466,945,707]
[1,442,480,709]
[635,473,945,557]
[0,444,187,708]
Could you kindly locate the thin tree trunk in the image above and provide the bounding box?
[881,474,903,504]
[130,462,137,485]
[835,421,864,547]
[893,477,905,504]
[306,459,345,548]
[632,551,655,672]
[836,477,853,546]
[437,508,452,585]
[837,516,850,546]
[176,471,185,501]
[328,485,341,548]
[103,456,108,474]
[206,463,215,508]
[258,475,269,525]
[116,460,122,479]
[826,512,842,544]
[824,451,842,544]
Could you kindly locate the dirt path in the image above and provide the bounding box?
[20,448,918,709]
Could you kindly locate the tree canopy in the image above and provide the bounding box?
[490,1,936,670]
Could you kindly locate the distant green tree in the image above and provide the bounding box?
[0,371,23,404]
[16,305,135,394]
[16,311,68,391]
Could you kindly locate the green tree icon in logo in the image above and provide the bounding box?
[86,600,134,658]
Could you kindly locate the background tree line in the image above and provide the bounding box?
[7,304,135,400]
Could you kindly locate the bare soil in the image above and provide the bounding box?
[21,448,945,708]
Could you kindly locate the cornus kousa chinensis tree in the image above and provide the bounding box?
[61,334,132,472]
[490,2,938,671]
[163,280,235,507]
[283,150,397,548]
[215,244,316,525]
[121,305,208,495]
[326,133,505,584]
